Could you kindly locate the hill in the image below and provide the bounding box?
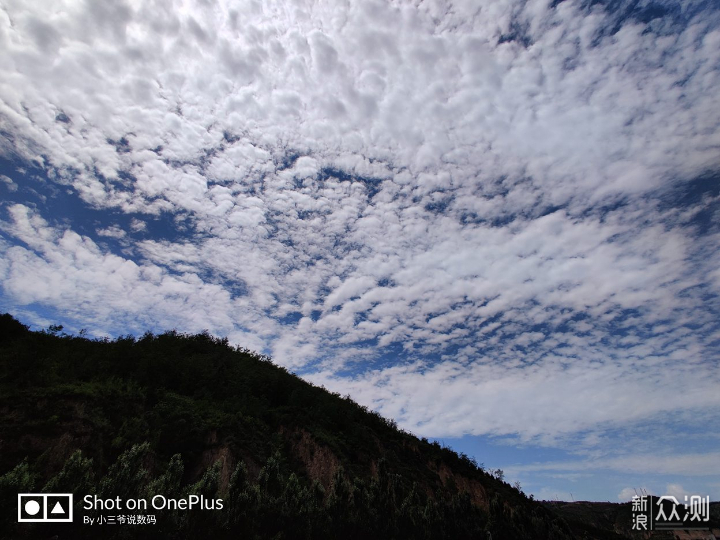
[0,313,651,539]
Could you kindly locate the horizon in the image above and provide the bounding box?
[1,0,719,503]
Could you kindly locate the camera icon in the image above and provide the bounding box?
[18,494,73,522]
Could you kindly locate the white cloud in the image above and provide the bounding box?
[513,452,720,477]
[97,225,127,239]
[1,174,18,192]
[0,0,719,477]
[0,204,248,338]
[305,351,720,443]
[664,483,691,501]
[0,0,717,209]
[129,218,147,232]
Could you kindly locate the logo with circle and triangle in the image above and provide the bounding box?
[18,494,73,522]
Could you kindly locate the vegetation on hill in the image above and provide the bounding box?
[0,313,631,539]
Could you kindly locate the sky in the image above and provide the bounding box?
[0,0,719,502]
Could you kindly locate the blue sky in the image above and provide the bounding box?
[1,0,719,502]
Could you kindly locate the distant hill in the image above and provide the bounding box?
[0,313,688,539]
[545,501,720,540]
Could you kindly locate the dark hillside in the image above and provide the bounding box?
[0,313,625,539]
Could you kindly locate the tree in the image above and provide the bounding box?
[98,442,150,501]
[0,459,35,533]
[44,450,96,495]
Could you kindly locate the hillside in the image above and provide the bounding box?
[0,314,643,539]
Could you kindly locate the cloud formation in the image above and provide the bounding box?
[1,0,719,497]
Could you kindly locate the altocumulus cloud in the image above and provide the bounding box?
[1,0,719,494]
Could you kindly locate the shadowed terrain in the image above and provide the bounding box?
[1,313,715,539]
